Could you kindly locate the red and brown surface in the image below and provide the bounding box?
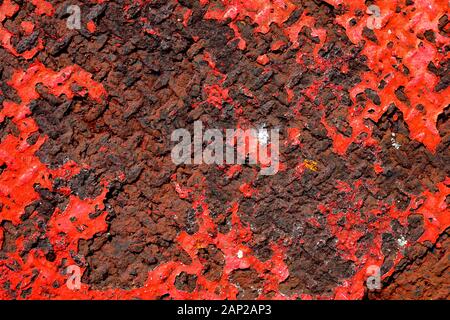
[0,0,449,300]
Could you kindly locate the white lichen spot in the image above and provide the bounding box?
[391,133,401,149]
[237,250,244,259]
[397,236,408,247]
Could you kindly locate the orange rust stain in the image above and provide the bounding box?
[87,21,97,33]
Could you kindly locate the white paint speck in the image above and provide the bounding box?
[237,250,244,259]
[397,236,408,247]
[391,133,401,149]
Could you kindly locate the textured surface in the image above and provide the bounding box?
[0,0,448,299]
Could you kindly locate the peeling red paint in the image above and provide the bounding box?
[323,0,449,153]
[87,21,97,33]
[418,179,450,244]
[0,0,19,23]
[31,0,55,16]
[256,54,270,65]
[20,21,35,34]
[0,60,108,299]
[0,0,448,301]
[204,0,297,34]
[239,183,258,198]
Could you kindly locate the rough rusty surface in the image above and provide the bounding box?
[369,229,450,300]
[0,0,448,299]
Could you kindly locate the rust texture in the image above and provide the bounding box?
[0,0,448,300]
